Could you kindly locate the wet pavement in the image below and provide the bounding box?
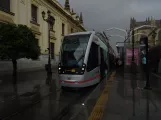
[0,69,59,119]
[2,66,161,120]
[0,69,57,87]
[0,67,111,120]
[5,77,108,120]
[102,67,161,120]
[59,74,111,120]
[0,68,59,96]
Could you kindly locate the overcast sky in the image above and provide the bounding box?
[59,0,161,54]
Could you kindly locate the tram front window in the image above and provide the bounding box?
[61,34,90,68]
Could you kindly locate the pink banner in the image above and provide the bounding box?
[126,48,139,65]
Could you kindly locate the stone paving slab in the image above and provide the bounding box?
[102,69,161,120]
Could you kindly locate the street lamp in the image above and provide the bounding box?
[130,25,157,35]
[152,31,157,46]
[107,34,125,40]
[128,25,157,45]
[128,25,157,72]
[104,27,128,42]
[131,27,135,63]
[139,36,151,90]
[105,27,128,37]
[42,10,55,85]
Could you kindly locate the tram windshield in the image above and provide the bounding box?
[61,34,91,68]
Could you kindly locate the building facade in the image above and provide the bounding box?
[130,17,161,47]
[0,0,86,62]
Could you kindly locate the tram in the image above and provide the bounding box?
[58,31,115,88]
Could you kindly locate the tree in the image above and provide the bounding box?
[0,23,40,84]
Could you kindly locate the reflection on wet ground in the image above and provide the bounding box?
[0,70,109,120]
[2,67,161,120]
[65,75,109,120]
[4,79,101,120]
[102,67,161,120]
[5,73,110,120]
[0,70,58,119]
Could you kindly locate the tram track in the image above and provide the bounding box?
[55,73,112,120]
[54,85,97,120]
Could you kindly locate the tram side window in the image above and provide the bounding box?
[87,42,99,72]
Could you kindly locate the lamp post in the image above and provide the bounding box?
[132,27,135,63]
[127,25,157,43]
[42,10,55,85]
[140,36,151,90]
[127,24,157,73]
[104,27,128,43]
[152,31,157,46]
[130,25,157,35]
[104,27,128,37]
[130,25,138,74]
[107,34,125,40]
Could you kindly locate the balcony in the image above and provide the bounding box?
[0,9,14,23]
[50,30,56,40]
[30,21,41,35]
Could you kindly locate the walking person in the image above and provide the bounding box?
[142,54,146,79]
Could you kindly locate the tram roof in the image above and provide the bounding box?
[65,31,95,36]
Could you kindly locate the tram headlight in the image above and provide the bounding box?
[81,63,86,72]
[82,103,85,106]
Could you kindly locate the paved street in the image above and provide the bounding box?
[7,85,96,120]
[0,67,109,120]
[58,67,161,120]
[1,66,161,120]
[101,67,161,120]
[1,0,161,120]
[0,68,58,93]
[0,68,60,119]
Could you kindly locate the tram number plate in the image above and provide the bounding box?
[71,69,75,72]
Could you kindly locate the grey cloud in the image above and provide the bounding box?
[59,0,161,53]
[60,0,161,29]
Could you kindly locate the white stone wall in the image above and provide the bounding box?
[0,0,85,74]
[6,0,85,57]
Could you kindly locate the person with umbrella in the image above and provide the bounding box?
[142,52,146,74]
[149,45,161,73]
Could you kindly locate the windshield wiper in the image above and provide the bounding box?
[77,54,85,62]
[73,49,85,67]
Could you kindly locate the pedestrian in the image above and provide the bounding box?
[142,54,146,80]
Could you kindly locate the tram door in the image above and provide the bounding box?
[100,48,104,80]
